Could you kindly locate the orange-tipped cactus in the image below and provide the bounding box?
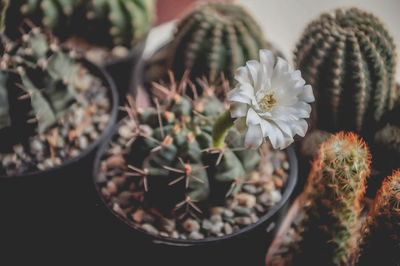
[266,132,371,266]
[359,170,400,265]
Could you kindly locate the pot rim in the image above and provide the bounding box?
[0,58,119,179]
[92,119,298,247]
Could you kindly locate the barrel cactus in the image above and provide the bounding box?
[124,78,260,215]
[0,28,77,152]
[2,0,155,48]
[84,0,155,48]
[266,132,371,265]
[295,7,397,134]
[166,1,276,84]
[359,170,400,265]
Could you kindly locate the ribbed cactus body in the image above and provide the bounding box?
[84,0,154,48]
[166,2,272,84]
[0,29,77,151]
[267,132,371,265]
[128,85,260,215]
[359,170,400,265]
[295,8,397,134]
[2,0,154,48]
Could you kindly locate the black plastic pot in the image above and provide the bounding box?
[103,38,146,109]
[91,121,298,266]
[0,59,118,250]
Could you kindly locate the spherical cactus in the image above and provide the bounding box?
[166,1,276,84]
[359,170,400,265]
[0,28,77,152]
[266,132,371,266]
[295,7,397,134]
[3,0,81,40]
[123,78,260,215]
[84,0,155,48]
[2,0,155,49]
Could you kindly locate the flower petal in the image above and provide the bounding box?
[234,66,252,84]
[230,102,248,118]
[289,119,308,137]
[246,60,261,88]
[245,124,263,149]
[246,108,261,125]
[234,117,247,133]
[298,84,315,103]
[228,87,251,104]
[259,49,275,79]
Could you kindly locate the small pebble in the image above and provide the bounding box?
[209,206,224,215]
[233,206,252,216]
[202,219,213,231]
[170,231,179,238]
[223,209,234,219]
[160,217,176,233]
[189,231,204,240]
[210,214,222,224]
[243,184,257,194]
[234,217,252,226]
[112,203,126,218]
[210,222,224,234]
[106,155,125,169]
[182,218,200,232]
[106,181,117,195]
[142,223,158,235]
[235,193,256,208]
[224,223,233,235]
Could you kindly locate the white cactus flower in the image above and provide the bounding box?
[228,49,315,149]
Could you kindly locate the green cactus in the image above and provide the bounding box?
[0,28,77,151]
[266,132,371,266]
[166,1,276,84]
[359,170,400,266]
[125,79,260,216]
[84,0,155,48]
[295,7,397,134]
[2,0,154,48]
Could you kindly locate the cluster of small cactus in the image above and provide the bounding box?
[359,170,400,265]
[125,76,260,216]
[2,0,154,48]
[0,28,78,152]
[295,7,398,134]
[165,1,275,84]
[267,132,371,265]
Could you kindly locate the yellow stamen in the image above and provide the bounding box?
[259,93,276,111]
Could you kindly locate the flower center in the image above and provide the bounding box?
[259,93,276,111]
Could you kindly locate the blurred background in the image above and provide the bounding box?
[156,0,400,79]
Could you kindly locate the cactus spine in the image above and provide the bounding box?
[0,28,77,151]
[359,170,400,265]
[267,132,371,265]
[2,0,155,48]
[295,8,397,134]
[166,1,274,84]
[125,78,260,216]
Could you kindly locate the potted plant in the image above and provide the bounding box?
[0,28,118,243]
[1,0,156,102]
[132,1,284,102]
[266,132,400,266]
[293,7,398,196]
[92,48,315,265]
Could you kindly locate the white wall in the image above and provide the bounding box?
[237,0,400,80]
